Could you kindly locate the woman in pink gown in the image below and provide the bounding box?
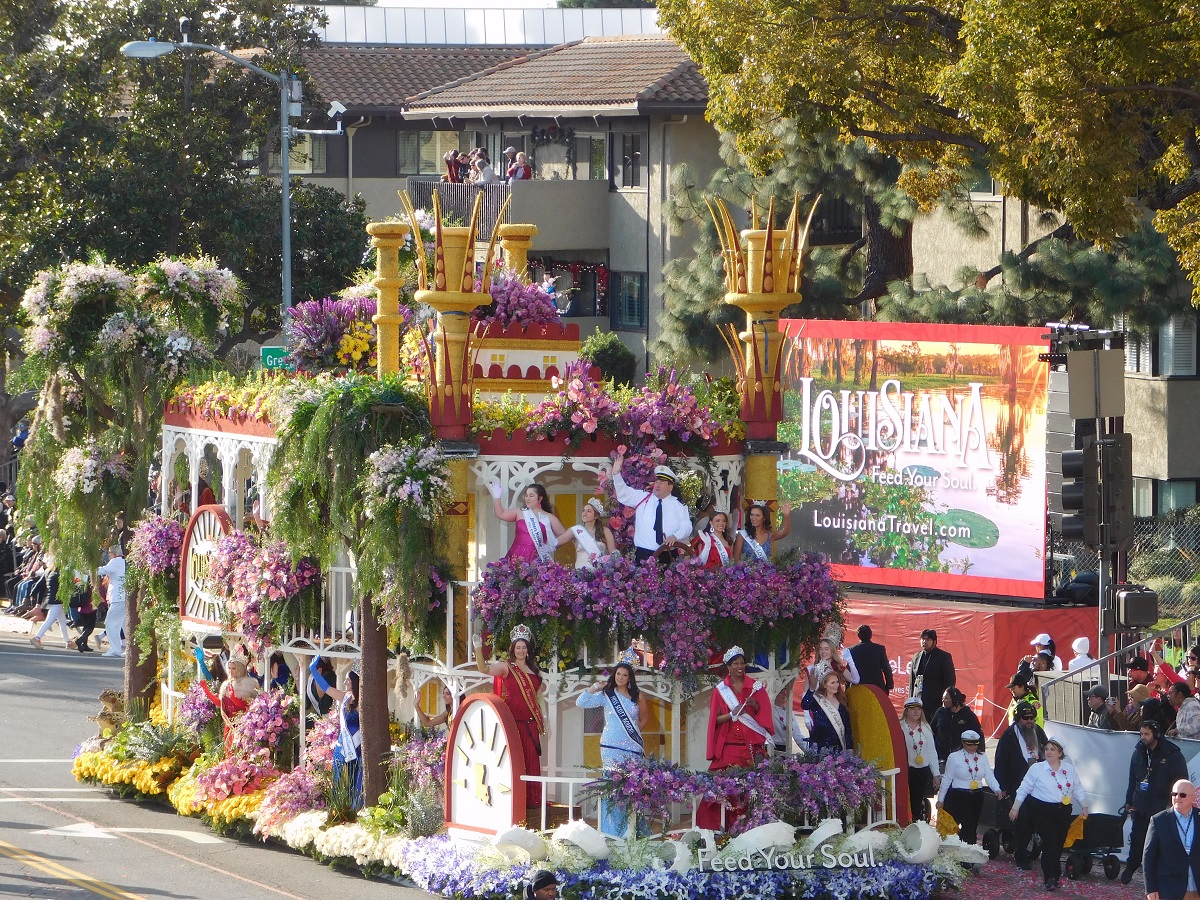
[488,482,566,562]
[474,625,546,811]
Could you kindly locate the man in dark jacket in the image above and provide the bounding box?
[1124,720,1190,884]
[1144,778,1200,900]
[909,629,956,719]
[849,624,894,692]
[994,701,1047,869]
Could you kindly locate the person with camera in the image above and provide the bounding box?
[1124,720,1189,885]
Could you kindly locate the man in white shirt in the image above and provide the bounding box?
[97,545,126,658]
[610,452,691,564]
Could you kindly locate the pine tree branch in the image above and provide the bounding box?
[973,221,1076,287]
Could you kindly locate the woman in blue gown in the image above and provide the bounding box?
[310,657,362,810]
[577,659,649,836]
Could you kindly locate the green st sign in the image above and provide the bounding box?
[261,346,293,371]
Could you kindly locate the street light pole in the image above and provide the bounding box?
[121,37,294,317]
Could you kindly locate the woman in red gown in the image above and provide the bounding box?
[196,654,259,750]
[474,624,546,809]
[697,646,775,831]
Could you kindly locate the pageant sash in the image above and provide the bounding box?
[570,524,603,562]
[717,678,773,742]
[607,691,644,751]
[522,508,555,562]
[339,701,362,761]
[737,529,769,562]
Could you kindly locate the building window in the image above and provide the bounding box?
[269,134,326,175]
[611,272,647,330]
[1158,480,1197,513]
[1133,477,1154,517]
[1159,314,1197,377]
[612,131,644,189]
[573,135,606,181]
[397,130,466,176]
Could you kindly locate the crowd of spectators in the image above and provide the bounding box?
[443,145,534,185]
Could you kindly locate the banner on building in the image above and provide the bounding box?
[779,320,1050,599]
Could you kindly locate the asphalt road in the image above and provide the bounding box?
[0,627,433,900]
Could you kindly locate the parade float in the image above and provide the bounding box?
[68,193,989,898]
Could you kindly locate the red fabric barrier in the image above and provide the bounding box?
[842,594,1100,737]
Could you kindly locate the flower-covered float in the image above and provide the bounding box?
[62,194,987,898]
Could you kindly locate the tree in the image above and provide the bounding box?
[0,0,368,336]
[654,124,1190,366]
[657,0,1200,301]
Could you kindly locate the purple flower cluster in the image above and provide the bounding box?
[587,749,881,836]
[472,553,840,677]
[285,296,395,373]
[621,368,716,444]
[127,514,185,577]
[471,265,560,329]
[178,681,217,735]
[394,728,448,794]
[229,688,298,761]
[395,834,941,899]
[255,766,327,837]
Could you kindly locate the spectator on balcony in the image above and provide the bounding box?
[502,145,518,172]
[443,149,464,184]
[472,157,500,184]
[507,151,532,184]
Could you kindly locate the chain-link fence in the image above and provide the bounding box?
[1052,506,1200,619]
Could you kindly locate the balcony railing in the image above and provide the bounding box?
[406,178,510,237]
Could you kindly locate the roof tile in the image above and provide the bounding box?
[406,36,708,111]
[301,46,540,110]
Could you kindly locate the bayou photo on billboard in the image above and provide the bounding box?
[778,320,1049,599]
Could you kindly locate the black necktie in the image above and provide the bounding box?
[654,499,664,545]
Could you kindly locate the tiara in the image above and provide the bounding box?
[618,647,638,667]
[350,658,362,677]
[722,645,745,665]
[511,624,533,644]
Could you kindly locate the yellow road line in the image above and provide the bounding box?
[0,838,145,900]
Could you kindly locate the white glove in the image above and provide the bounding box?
[488,481,502,499]
[472,633,483,650]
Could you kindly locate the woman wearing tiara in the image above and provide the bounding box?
[576,650,649,835]
[733,501,792,562]
[474,624,547,807]
[557,497,617,569]
[691,509,734,569]
[488,482,567,564]
[697,646,775,831]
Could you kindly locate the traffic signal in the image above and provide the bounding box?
[1104,433,1134,552]
[1060,440,1100,546]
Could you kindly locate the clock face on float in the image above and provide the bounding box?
[180,504,232,629]
[444,694,528,838]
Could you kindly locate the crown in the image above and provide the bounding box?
[618,647,639,667]
[510,624,533,644]
[350,658,362,677]
[722,645,746,665]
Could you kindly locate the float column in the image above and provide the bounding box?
[368,221,412,377]
[497,224,539,277]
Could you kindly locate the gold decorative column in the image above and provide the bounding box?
[368,221,412,376]
[710,195,819,515]
[497,224,539,276]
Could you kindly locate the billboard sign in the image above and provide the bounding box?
[778,320,1050,598]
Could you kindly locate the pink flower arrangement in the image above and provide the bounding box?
[179,681,217,735]
[394,729,448,794]
[229,688,299,761]
[526,361,622,438]
[305,710,341,773]
[210,532,320,653]
[255,767,326,838]
[194,755,279,803]
[128,514,185,577]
